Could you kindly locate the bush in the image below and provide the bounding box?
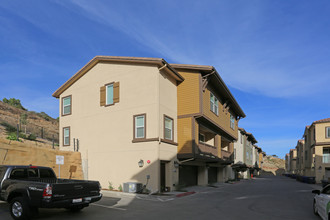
[6,133,19,141]
[118,184,123,192]
[1,122,17,133]
[27,133,37,141]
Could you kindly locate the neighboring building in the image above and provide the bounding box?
[295,139,304,175]
[53,56,184,192]
[305,118,330,183]
[285,153,290,173]
[53,56,246,192]
[233,128,257,179]
[289,149,297,174]
[171,64,246,185]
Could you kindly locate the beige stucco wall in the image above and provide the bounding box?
[316,123,330,143]
[58,63,178,192]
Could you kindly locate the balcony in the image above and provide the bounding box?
[221,149,233,161]
[198,142,218,157]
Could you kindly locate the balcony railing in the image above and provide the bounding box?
[198,142,218,157]
[221,149,233,161]
[323,155,330,163]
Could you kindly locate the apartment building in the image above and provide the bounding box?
[53,56,183,192]
[289,149,297,174]
[171,64,245,185]
[233,128,258,179]
[295,139,304,175]
[53,56,245,191]
[285,153,290,173]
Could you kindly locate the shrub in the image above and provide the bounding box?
[1,122,17,133]
[118,184,123,192]
[108,182,114,190]
[27,133,37,141]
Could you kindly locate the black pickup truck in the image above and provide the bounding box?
[0,165,102,220]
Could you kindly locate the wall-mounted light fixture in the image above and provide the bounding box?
[138,159,144,168]
[174,161,179,169]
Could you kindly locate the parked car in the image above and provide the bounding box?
[312,185,330,220]
[0,165,102,220]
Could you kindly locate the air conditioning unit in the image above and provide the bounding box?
[123,182,143,193]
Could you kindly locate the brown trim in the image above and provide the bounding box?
[52,56,184,98]
[61,95,72,116]
[104,82,115,107]
[132,138,158,143]
[62,126,70,146]
[160,139,178,146]
[326,127,330,139]
[199,74,203,114]
[133,113,147,140]
[315,142,330,146]
[178,113,202,119]
[164,114,174,141]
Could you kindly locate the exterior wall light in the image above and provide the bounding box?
[174,161,179,168]
[138,159,144,168]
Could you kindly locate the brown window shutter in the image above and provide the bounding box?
[113,82,120,103]
[100,86,106,106]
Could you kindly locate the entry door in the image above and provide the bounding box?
[161,162,166,192]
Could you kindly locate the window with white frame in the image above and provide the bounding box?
[106,83,114,105]
[164,116,173,140]
[62,96,71,115]
[326,127,330,139]
[134,115,145,139]
[63,127,70,146]
[210,92,218,115]
[323,148,330,163]
[230,114,235,130]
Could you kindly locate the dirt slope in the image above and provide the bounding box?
[262,156,285,176]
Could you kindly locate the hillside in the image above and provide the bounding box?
[0,100,59,145]
[262,155,285,176]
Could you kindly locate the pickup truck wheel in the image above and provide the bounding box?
[10,197,30,220]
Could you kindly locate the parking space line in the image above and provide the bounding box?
[91,203,126,211]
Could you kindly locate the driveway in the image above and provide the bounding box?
[0,176,321,220]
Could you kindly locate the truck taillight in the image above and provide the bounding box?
[43,184,52,199]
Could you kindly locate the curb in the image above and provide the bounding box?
[175,191,196,198]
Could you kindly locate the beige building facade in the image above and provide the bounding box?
[53,56,184,192]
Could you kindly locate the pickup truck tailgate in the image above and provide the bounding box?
[52,180,100,201]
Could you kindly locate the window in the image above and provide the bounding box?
[63,127,70,146]
[39,169,56,178]
[134,114,145,139]
[106,83,114,105]
[62,95,71,116]
[10,169,27,179]
[27,169,38,178]
[199,133,205,143]
[323,148,330,163]
[164,116,173,140]
[327,127,330,139]
[210,92,218,115]
[100,82,120,106]
[230,114,235,130]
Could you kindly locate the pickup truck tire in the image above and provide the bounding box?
[9,197,31,220]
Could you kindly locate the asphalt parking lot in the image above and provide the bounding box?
[0,176,323,220]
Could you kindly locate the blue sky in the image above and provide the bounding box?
[1,0,329,158]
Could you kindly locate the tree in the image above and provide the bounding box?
[2,98,27,110]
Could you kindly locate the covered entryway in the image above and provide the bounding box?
[179,165,198,186]
[208,167,217,184]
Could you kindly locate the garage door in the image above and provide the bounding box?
[179,165,198,186]
[208,167,217,184]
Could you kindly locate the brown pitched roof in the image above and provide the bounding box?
[170,63,246,118]
[52,56,184,98]
[313,118,330,124]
